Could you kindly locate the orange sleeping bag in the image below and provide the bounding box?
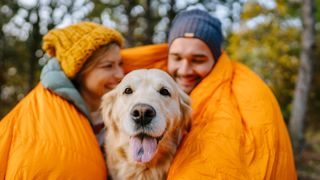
[0,83,106,179]
[122,44,296,179]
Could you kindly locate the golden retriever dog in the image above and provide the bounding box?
[101,69,191,180]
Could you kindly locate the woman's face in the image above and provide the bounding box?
[79,44,124,111]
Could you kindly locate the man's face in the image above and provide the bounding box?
[168,38,215,94]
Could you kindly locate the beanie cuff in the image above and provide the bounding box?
[168,9,223,61]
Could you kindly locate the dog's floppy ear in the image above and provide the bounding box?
[178,88,192,132]
[100,89,117,127]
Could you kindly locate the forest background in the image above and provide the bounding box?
[0,0,319,179]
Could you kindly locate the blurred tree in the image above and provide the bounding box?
[88,0,246,47]
[0,0,93,117]
[289,0,316,165]
[0,0,22,117]
[88,0,169,46]
[26,4,42,90]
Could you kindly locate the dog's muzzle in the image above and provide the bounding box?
[129,103,161,163]
[130,103,156,126]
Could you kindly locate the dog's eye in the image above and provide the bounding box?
[159,88,171,97]
[123,87,133,95]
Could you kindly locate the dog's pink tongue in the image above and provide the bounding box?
[130,136,157,163]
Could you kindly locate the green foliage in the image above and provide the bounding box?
[0,0,94,117]
[316,0,320,21]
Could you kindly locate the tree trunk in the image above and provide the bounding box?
[166,0,176,37]
[143,0,153,44]
[0,30,5,113]
[289,0,315,165]
[123,0,137,47]
[27,7,42,91]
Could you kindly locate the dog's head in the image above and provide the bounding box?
[101,69,191,164]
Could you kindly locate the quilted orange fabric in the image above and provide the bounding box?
[121,44,297,179]
[122,43,168,73]
[0,83,106,179]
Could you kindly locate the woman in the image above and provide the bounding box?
[0,22,124,179]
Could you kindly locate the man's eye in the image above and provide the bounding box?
[159,87,171,97]
[192,59,206,64]
[123,87,133,95]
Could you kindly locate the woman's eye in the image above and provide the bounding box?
[103,64,112,68]
[123,87,133,95]
[159,88,171,97]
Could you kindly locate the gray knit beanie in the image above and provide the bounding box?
[168,9,224,61]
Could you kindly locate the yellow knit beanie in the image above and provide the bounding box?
[42,22,124,78]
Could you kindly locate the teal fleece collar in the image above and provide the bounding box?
[40,58,91,121]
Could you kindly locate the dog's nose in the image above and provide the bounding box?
[130,103,156,126]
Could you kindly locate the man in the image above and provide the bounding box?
[122,9,296,179]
